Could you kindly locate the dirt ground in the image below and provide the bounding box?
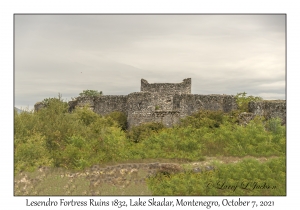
[14,155,279,196]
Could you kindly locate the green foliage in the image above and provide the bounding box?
[235,92,262,112]
[147,157,286,195]
[14,95,129,173]
[14,94,286,181]
[14,109,38,141]
[180,110,230,129]
[266,117,285,135]
[133,126,205,160]
[105,111,127,130]
[54,136,89,169]
[128,115,285,160]
[78,90,102,97]
[73,106,100,126]
[127,122,165,143]
[14,132,53,173]
[201,117,286,157]
[14,105,286,173]
[41,93,69,112]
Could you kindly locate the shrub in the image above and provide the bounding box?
[73,106,100,126]
[128,126,206,161]
[235,92,262,112]
[14,109,38,140]
[105,111,127,130]
[266,117,285,135]
[78,90,102,97]
[207,117,286,157]
[147,157,286,196]
[14,132,52,173]
[180,110,229,129]
[127,122,165,143]
[41,93,69,113]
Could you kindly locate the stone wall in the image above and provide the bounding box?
[68,96,96,111]
[125,92,238,128]
[34,102,46,111]
[126,91,184,128]
[68,96,128,116]
[141,78,191,94]
[248,100,286,124]
[173,94,238,118]
[153,110,181,127]
[35,78,286,129]
[94,96,128,116]
[126,92,154,128]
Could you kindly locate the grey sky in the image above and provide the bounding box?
[14,14,286,110]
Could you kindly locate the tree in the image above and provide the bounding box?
[78,90,103,97]
[234,92,262,112]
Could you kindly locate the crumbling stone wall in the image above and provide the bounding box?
[248,100,286,124]
[34,102,46,111]
[126,80,237,127]
[35,78,286,129]
[153,110,181,127]
[68,96,128,115]
[141,78,191,94]
[173,94,238,118]
[68,96,96,111]
[126,92,154,128]
[93,96,128,116]
[126,91,183,128]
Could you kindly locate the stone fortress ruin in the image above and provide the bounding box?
[62,78,286,128]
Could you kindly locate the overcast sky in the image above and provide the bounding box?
[14,14,286,110]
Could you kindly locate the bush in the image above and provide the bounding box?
[206,117,286,157]
[266,117,285,135]
[78,90,102,97]
[147,157,286,196]
[180,110,230,129]
[14,132,52,173]
[41,93,69,113]
[73,106,100,126]
[235,92,262,112]
[127,122,165,143]
[14,109,38,141]
[136,126,205,160]
[105,111,127,130]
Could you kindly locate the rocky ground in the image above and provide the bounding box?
[14,156,278,196]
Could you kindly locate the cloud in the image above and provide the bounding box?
[14,14,286,110]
